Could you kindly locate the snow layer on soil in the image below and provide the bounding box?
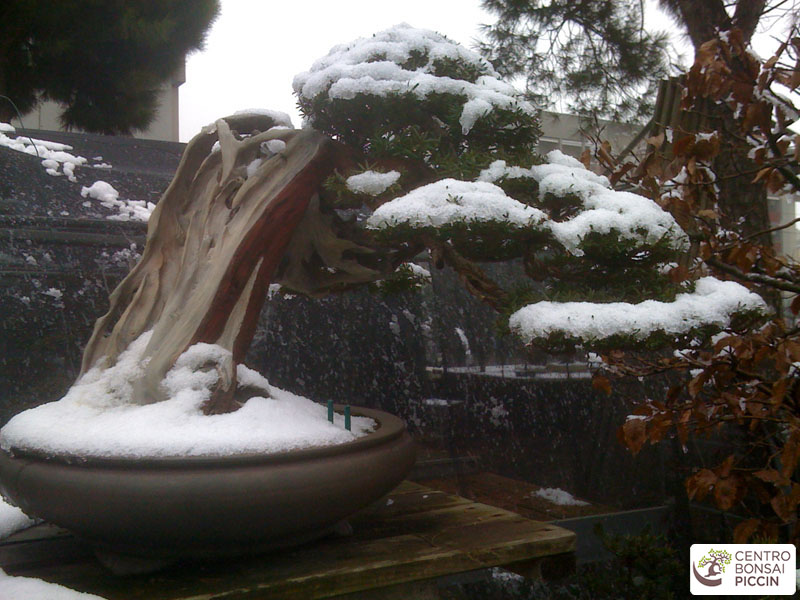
[0,570,106,600]
[293,24,533,134]
[510,276,767,343]
[0,333,374,459]
[534,487,589,506]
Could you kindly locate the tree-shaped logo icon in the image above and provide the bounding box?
[693,549,732,587]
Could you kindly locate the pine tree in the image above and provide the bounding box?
[0,0,219,135]
[478,0,674,122]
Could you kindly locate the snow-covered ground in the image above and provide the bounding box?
[0,498,34,539]
[534,487,589,507]
[0,569,106,599]
[0,499,102,599]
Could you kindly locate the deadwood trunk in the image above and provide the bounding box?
[80,114,360,413]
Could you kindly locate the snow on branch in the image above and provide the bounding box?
[509,277,767,345]
[480,151,688,254]
[346,170,401,195]
[367,149,687,256]
[366,178,547,229]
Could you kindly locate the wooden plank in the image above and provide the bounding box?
[419,472,611,520]
[0,483,575,600]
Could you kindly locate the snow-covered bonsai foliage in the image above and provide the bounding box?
[0,25,767,460]
[295,24,764,350]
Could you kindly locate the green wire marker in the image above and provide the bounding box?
[344,405,351,431]
[327,399,334,423]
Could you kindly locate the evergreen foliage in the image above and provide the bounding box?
[0,0,219,134]
[291,25,765,355]
[478,0,674,121]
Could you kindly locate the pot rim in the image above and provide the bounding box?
[2,405,406,469]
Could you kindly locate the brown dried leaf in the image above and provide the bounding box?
[753,469,790,486]
[767,169,786,194]
[734,518,761,543]
[677,409,691,447]
[668,264,690,283]
[713,335,738,354]
[791,294,800,316]
[713,476,741,511]
[693,136,720,161]
[753,167,773,184]
[772,378,789,407]
[620,418,647,455]
[718,454,736,478]
[770,484,800,522]
[648,414,672,444]
[597,141,615,168]
[688,371,709,398]
[667,384,682,403]
[673,135,695,157]
[780,430,800,478]
[579,147,592,170]
[646,131,665,148]
[592,374,612,396]
[687,468,717,501]
[784,340,800,362]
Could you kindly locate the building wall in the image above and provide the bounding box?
[538,111,643,161]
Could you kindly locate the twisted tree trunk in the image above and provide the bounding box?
[80,114,370,414]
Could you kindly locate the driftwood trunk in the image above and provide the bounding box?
[80,114,366,413]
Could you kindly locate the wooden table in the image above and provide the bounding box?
[0,481,575,599]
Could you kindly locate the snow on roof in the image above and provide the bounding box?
[0,332,374,459]
[366,178,547,229]
[80,180,154,222]
[293,24,534,134]
[0,122,87,182]
[509,276,767,344]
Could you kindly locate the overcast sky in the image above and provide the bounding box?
[177,1,793,142]
[178,0,492,141]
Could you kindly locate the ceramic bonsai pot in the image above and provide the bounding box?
[0,406,414,564]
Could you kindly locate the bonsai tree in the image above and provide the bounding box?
[3,25,768,440]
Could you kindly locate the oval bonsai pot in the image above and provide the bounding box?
[0,406,415,562]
